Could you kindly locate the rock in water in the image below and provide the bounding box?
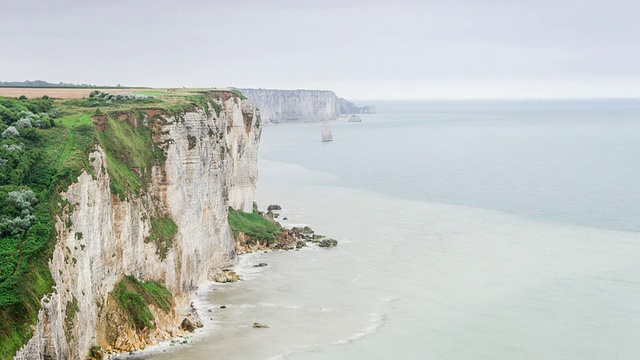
[253,322,270,328]
[348,114,362,122]
[180,318,196,332]
[211,268,242,283]
[318,238,338,248]
[253,262,268,267]
[267,204,282,210]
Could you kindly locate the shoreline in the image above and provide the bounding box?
[112,204,333,359]
[111,251,266,359]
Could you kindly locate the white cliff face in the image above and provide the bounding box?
[14,94,261,359]
[226,97,261,212]
[239,88,375,124]
[239,89,337,124]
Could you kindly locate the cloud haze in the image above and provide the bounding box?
[1,0,638,99]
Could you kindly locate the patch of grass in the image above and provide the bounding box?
[96,114,164,199]
[228,207,282,245]
[64,296,79,343]
[228,89,247,100]
[63,96,161,109]
[183,93,225,118]
[144,215,178,260]
[111,275,172,330]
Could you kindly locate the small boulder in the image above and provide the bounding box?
[318,239,338,248]
[267,204,282,211]
[211,269,242,283]
[181,318,196,332]
[348,115,362,122]
[90,346,104,360]
[253,322,270,328]
[253,263,268,268]
[220,305,227,309]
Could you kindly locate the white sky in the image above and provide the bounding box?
[1,0,639,100]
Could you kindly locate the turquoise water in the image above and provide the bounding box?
[260,100,640,232]
[144,99,640,360]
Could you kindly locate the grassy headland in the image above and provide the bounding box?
[0,87,242,359]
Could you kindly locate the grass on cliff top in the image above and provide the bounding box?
[112,275,172,330]
[228,207,282,245]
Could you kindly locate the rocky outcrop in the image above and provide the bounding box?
[14,92,261,359]
[335,97,376,115]
[238,88,374,124]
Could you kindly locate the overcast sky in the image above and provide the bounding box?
[1,0,639,99]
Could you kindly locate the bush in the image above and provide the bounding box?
[14,119,32,129]
[1,127,19,138]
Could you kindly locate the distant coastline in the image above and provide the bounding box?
[0,80,147,89]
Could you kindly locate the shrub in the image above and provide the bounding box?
[1,127,19,138]
[14,119,32,129]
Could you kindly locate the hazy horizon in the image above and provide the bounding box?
[1,0,639,100]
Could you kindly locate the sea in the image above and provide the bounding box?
[140,99,640,360]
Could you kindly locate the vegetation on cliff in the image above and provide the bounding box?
[0,96,64,359]
[0,88,247,358]
[228,207,282,245]
[144,215,178,261]
[111,275,173,330]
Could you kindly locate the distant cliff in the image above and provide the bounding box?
[238,88,375,124]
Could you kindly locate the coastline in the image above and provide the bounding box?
[114,203,334,359]
[112,251,266,359]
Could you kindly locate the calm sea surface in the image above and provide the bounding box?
[143,100,640,360]
[262,99,640,232]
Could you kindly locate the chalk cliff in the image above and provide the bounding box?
[14,92,261,359]
[238,88,374,124]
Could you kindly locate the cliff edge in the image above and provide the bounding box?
[1,89,261,359]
